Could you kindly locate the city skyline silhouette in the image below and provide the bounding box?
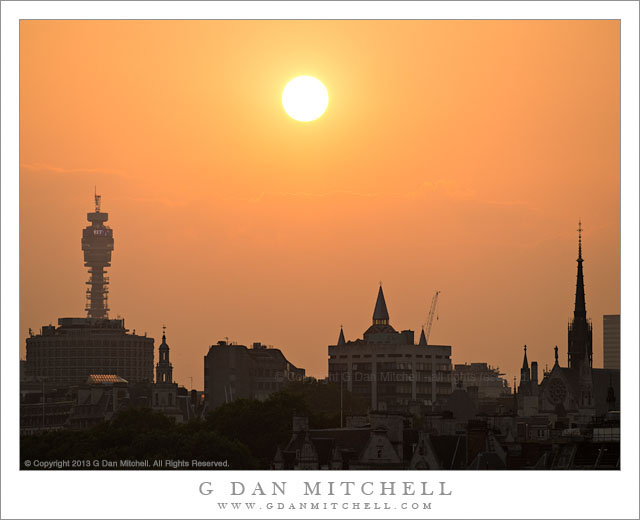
[20,20,620,390]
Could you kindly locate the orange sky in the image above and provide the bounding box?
[20,20,620,389]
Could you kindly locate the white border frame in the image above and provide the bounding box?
[2,2,638,519]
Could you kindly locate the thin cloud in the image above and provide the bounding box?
[124,196,189,208]
[238,190,380,204]
[20,163,125,177]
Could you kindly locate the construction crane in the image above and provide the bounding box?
[423,290,440,345]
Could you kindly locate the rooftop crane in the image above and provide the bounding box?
[423,290,440,345]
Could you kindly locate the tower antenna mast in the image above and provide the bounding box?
[82,192,113,318]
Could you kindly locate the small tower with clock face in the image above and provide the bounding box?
[152,326,179,414]
[156,325,173,384]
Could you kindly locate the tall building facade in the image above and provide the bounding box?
[25,195,154,385]
[328,286,453,412]
[204,341,305,410]
[603,314,620,370]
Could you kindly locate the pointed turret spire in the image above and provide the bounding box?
[418,327,427,346]
[372,285,389,325]
[554,345,559,366]
[522,345,529,370]
[574,220,587,320]
[337,326,345,346]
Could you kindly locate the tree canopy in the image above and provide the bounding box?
[21,380,368,470]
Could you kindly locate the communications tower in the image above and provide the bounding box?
[81,190,114,318]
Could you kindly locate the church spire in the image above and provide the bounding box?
[520,345,530,386]
[568,220,592,371]
[574,220,587,320]
[522,345,529,371]
[372,285,389,325]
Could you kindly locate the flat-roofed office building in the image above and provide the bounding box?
[204,340,305,410]
[26,317,154,385]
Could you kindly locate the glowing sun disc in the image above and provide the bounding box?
[282,76,329,122]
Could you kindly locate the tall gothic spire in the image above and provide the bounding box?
[574,220,587,320]
[568,220,592,371]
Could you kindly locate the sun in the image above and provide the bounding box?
[282,76,329,122]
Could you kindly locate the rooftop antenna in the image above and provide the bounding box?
[577,218,583,259]
[94,186,101,213]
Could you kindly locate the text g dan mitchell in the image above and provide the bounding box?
[199,480,453,497]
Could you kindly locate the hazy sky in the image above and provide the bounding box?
[20,20,620,389]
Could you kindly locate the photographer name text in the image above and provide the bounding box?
[199,480,452,497]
